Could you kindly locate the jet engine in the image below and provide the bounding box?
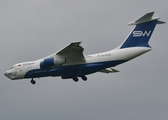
[40,57,65,69]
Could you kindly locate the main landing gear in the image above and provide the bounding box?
[72,76,87,82]
[73,77,79,82]
[81,76,87,81]
[30,78,36,85]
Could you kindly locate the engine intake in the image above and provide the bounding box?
[40,57,65,69]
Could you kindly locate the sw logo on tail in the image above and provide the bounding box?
[4,12,165,84]
[133,30,152,37]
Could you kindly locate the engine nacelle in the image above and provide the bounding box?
[40,57,65,69]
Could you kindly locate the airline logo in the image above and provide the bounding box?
[133,30,152,37]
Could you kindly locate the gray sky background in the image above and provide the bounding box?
[1,0,168,120]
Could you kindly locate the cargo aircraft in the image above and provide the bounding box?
[4,12,165,84]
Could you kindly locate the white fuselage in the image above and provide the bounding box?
[4,47,151,80]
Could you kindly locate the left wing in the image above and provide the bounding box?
[56,41,85,65]
[99,68,119,74]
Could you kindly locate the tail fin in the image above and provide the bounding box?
[119,12,165,49]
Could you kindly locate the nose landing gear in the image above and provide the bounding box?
[30,78,36,85]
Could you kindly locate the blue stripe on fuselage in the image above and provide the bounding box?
[24,60,127,78]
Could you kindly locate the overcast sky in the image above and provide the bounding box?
[1,0,168,120]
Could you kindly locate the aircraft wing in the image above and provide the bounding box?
[99,68,119,73]
[56,41,85,65]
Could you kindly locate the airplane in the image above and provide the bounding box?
[4,12,165,84]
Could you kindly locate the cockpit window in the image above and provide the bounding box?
[9,63,22,69]
[10,65,15,69]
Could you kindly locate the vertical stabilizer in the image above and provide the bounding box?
[119,12,165,49]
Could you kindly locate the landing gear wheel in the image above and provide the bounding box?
[31,79,36,85]
[82,76,87,81]
[73,77,79,82]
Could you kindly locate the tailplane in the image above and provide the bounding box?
[119,12,165,49]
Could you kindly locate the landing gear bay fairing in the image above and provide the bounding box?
[4,12,165,84]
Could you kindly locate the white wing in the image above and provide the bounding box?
[99,68,119,74]
[56,41,85,65]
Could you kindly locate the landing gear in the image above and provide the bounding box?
[72,76,87,82]
[81,76,87,81]
[30,78,36,85]
[72,77,79,82]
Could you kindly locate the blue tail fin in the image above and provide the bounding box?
[120,12,165,49]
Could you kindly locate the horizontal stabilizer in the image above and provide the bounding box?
[157,20,166,24]
[99,68,119,74]
[128,12,165,25]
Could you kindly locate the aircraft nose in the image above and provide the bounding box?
[4,71,10,79]
[4,72,8,77]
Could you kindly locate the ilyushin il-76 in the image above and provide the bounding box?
[4,12,165,84]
